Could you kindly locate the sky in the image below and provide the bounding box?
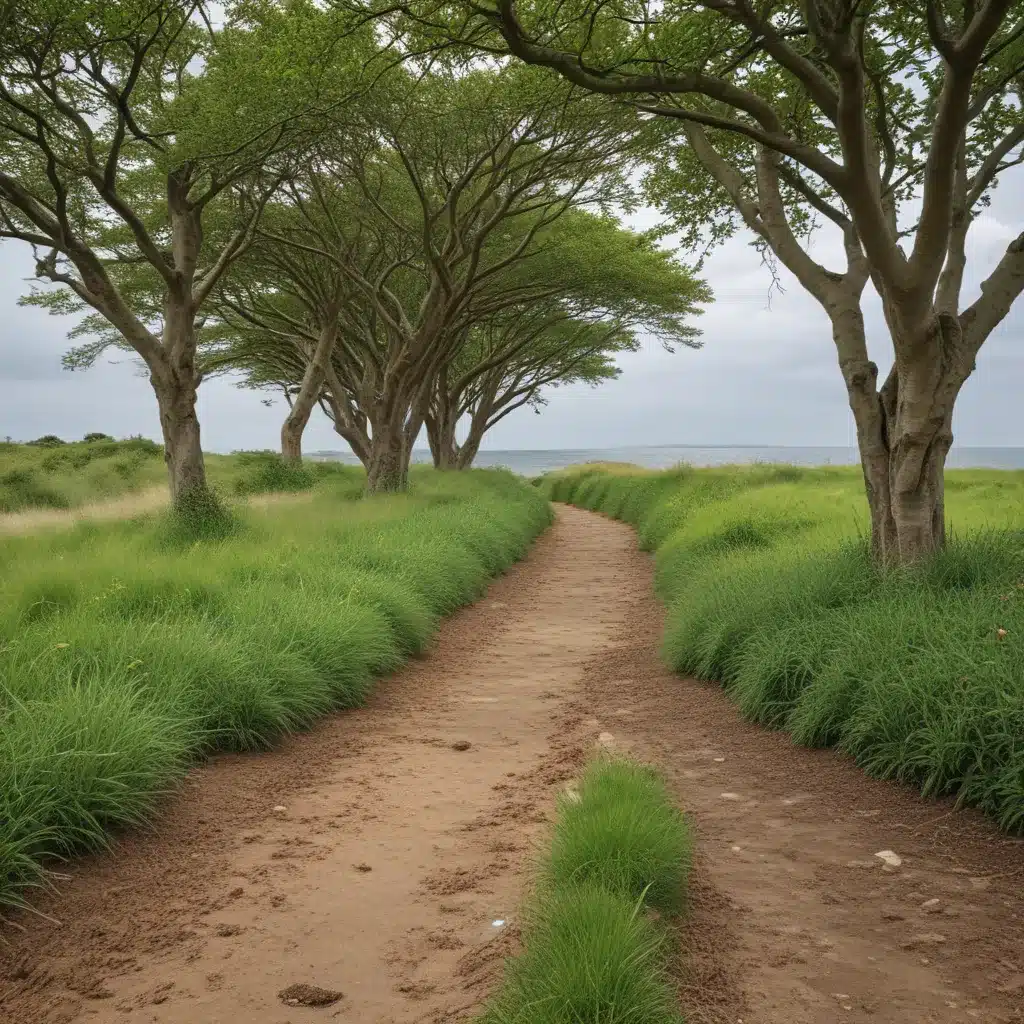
[1,170,1021,454]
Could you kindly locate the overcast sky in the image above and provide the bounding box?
[1,174,1021,453]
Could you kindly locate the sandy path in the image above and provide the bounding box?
[2,507,1022,1024]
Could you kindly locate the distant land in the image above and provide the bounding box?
[309,445,1024,476]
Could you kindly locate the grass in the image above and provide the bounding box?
[480,757,691,1024]
[542,462,1024,834]
[0,467,552,910]
[0,439,342,514]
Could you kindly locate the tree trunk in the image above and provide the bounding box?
[839,309,966,566]
[426,413,458,469]
[455,424,485,469]
[365,420,409,494]
[280,369,323,463]
[154,372,207,504]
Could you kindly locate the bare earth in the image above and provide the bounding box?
[2,506,1022,1024]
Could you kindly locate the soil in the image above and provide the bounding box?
[2,506,1022,1024]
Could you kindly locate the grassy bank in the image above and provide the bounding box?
[543,464,1024,833]
[0,439,342,514]
[480,756,691,1024]
[0,468,551,909]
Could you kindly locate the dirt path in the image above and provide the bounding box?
[2,507,1023,1024]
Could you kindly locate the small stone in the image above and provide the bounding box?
[713,757,725,762]
[881,909,905,921]
[720,792,742,801]
[874,849,902,867]
[353,863,372,873]
[597,731,615,747]
[833,993,851,1001]
[920,957,931,966]
[272,805,287,814]
[730,845,742,852]
[921,898,941,912]
[215,923,243,937]
[451,741,472,752]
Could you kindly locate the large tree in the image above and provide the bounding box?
[0,0,369,503]
[404,0,1024,564]
[425,214,710,466]
[217,65,639,491]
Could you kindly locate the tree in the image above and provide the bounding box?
[218,64,640,492]
[405,0,1024,564]
[424,213,710,467]
[0,0,369,503]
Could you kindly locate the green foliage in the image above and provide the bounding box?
[480,756,690,1024]
[0,469,552,908]
[546,464,1024,833]
[231,450,316,496]
[547,758,692,916]
[27,435,66,448]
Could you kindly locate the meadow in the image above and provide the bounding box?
[0,438,342,514]
[542,463,1024,833]
[0,467,551,910]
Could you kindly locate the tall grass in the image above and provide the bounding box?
[543,463,1024,833]
[0,439,352,514]
[0,468,552,909]
[480,757,691,1024]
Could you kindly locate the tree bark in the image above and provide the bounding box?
[153,370,207,505]
[837,306,969,566]
[280,325,337,463]
[425,412,459,469]
[365,419,409,494]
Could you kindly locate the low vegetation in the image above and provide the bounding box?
[0,440,347,516]
[544,464,1024,833]
[0,469,551,909]
[480,756,691,1024]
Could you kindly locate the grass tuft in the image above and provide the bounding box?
[480,756,690,1024]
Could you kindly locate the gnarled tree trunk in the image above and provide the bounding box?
[425,412,458,469]
[366,419,409,494]
[839,307,970,566]
[153,368,206,504]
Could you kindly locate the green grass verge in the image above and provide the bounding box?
[480,757,691,1024]
[542,463,1024,833]
[0,439,350,513]
[0,468,552,910]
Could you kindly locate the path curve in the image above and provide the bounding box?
[1,507,1022,1024]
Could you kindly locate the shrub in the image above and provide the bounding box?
[232,450,316,495]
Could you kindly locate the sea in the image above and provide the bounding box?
[310,445,1024,477]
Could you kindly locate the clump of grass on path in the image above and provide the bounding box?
[543,463,1024,833]
[0,468,551,910]
[480,756,691,1024]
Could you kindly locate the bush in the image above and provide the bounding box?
[232,450,316,495]
[0,469,552,908]
[83,432,114,443]
[545,464,1024,833]
[27,435,65,447]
